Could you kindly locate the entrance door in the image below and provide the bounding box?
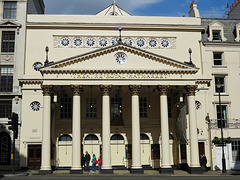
[198,142,205,163]
[111,134,125,166]
[140,134,151,165]
[28,145,41,169]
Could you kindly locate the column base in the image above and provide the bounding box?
[188,167,203,174]
[39,170,52,174]
[70,169,83,174]
[159,167,174,174]
[130,168,144,174]
[101,169,113,174]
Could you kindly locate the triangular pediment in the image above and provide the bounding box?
[41,43,199,74]
[0,20,21,28]
[209,21,224,28]
[96,3,131,16]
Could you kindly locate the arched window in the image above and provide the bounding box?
[59,134,72,141]
[111,134,124,140]
[140,134,149,140]
[85,134,98,141]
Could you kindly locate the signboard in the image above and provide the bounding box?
[0,132,11,165]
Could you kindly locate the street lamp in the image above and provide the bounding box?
[216,79,227,173]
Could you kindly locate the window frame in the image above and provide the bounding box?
[60,95,72,119]
[140,97,147,118]
[3,1,17,20]
[86,97,97,118]
[0,100,12,118]
[216,104,228,128]
[232,139,240,162]
[213,52,223,66]
[212,30,221,41]
[0,65,13,92]
[1,31,16,53]
[207,21,227,42]
[214,76,226,94]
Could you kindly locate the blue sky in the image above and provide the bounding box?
[44,0,234,18]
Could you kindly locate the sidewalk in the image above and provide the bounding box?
[1,169,240,177]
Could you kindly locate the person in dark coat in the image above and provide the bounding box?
[81,154,85,171]
[201,154,207,171]
[85,151,91,172]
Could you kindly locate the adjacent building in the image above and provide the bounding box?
[0,0,44,170]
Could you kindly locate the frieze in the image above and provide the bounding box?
[53,35,176,49]
[66,72,174,79]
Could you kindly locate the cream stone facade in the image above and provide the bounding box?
[17,2,240,174]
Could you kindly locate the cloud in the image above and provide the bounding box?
[44,0,163,15]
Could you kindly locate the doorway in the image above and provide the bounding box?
[28,145,41,169]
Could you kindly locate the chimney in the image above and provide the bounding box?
[189,1,200,18]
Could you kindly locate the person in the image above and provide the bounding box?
[85,151,91,173]
[91,154,97,173]
[98,156,102,173]
[81,154,85,171]
[201,154,207,171]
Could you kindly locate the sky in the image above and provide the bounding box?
[43,0,234,18]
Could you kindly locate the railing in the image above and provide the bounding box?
[209,119,240,129]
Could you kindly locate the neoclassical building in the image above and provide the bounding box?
[18,2,240,174]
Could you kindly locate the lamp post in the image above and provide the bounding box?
[216,80,227,173]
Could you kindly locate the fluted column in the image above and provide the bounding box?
[129,85,143,174]
[157,85,173,174]
[185,85,202,174]
[70,85,83,174]
[40,85,53,174]
[100,85,113,174]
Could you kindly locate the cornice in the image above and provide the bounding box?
[202,41,240,47]
[27,22,204,32]
[40,69,198,75]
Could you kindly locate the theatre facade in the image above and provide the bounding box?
[19,5,211,174]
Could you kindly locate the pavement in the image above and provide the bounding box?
[1,169,240,177]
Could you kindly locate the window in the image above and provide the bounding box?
[212,30,221,41]
[216,105,228,128]
[86,98,97,118]
[0,100,12,118]
[1,31,15,53]
[232,139,240,161]
[60,95,72,118]
[140,97,147,118]
[59,134,72,141]
[213,52,223,65]
[111,97,123,126]
[168,97,172,117]
[215,76,225,93]
[0,66,13,92]
[3,1,17,19]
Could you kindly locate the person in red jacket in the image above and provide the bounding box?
[98,156,102,173]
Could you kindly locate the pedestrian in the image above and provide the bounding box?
[91,154,97,173]
[201,154,207,171]
[85,151,91,173]
[98,156,102,173]
[81,154,85,171]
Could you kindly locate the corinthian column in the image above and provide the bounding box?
[157,85,173,174]
[70,85,83,174]
[40,85,53,174]
[100,85,113,174]
[185,85,202,174]
[129,85,144,174]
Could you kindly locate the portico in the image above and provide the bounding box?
[31,42,206,174]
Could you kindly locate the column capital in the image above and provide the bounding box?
[71,85,83,96]
[185,85,198,96]
[129,85,141,95]
[157,85,169,95]
[100,85,111,95]
[41,85,53,96]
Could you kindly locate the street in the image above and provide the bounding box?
[1,175,240,180]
